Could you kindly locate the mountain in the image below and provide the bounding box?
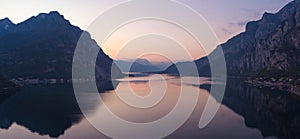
[164,0,300,78]
[115,59,166,72]
[0,11,123,79]
[0,18,15,37]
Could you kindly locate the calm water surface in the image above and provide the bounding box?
[0,74,299,139]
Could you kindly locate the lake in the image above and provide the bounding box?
[0,74,299,139]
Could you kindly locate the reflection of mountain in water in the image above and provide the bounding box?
[200,80,300,139]
[0,76,19,104]
[0,93,14,105]
[0,81,118,138]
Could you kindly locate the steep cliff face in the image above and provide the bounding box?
[255,10,300,76]
[0,11,123,79]
[164,0,300,77]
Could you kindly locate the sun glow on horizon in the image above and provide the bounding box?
[98,19,207,63]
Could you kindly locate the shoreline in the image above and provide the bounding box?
[245,77,300,95]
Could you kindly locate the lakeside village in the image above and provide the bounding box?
[0,78,96,94]
[246,77,300,96]
[9,78,96,86]
[3,76,300,96]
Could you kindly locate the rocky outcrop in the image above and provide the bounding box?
[254,11,300,76]
[164,0,300,78]
[0,11,123,79]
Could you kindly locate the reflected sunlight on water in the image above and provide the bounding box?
[0,75,276,139]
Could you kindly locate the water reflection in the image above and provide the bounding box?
[0,92,15,105]
[0,75,300,139]
[95,75,263,139]
[0,80,117,138]
[199,79,300,139]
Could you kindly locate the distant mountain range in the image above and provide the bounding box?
[115,58,169,72]
[0,11,123,79]
[164,0,300,78]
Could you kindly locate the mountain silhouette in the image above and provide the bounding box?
[0,11,123,79]
[164,0,300,78]
[115,59,164,72]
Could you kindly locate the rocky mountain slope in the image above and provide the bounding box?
[164,0,300,78]
[0,11,123,79]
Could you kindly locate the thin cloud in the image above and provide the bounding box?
[228,20,249,27]
[221,28,233,35]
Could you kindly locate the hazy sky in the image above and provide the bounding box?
[0,0,292,62]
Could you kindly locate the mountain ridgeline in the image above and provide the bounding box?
[0,11,123,79]
[115,59,168,72]
[164,0,300,78]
